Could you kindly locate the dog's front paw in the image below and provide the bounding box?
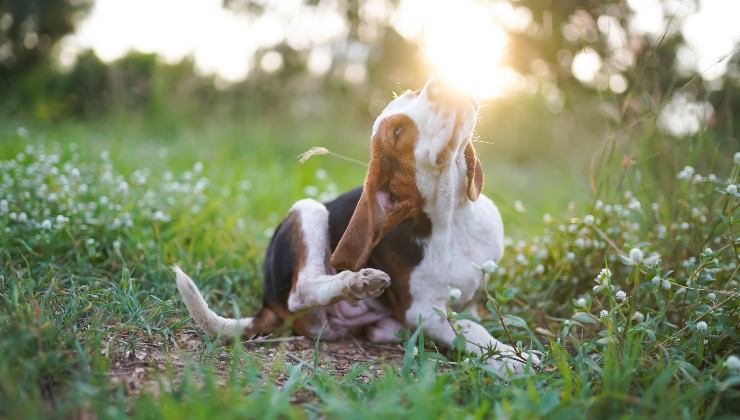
[486,348,539,378]
[345,268,391,299]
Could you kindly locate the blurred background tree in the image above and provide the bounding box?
[0,0,737,222]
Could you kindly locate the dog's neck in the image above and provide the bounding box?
[420,153,475,232]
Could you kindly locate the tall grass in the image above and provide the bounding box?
[0,104,737,418]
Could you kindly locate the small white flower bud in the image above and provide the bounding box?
[481,260,498,273]
[727,355,740,371]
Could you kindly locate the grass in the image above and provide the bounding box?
[0,109,738,419]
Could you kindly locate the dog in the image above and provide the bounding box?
[173,77,539,375]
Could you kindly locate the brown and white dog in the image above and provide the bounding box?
[173,78,539,375]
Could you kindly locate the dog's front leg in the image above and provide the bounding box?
[406,303,539,376]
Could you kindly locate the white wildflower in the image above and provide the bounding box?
[695,321,708,332]
[315,168,328,180]
[599,310,609,318]
[651,202,659,211]
[727,184,737,195]
[0,199,7,214]
[55,215,67,227]
[681,222,690,231]
[656,224,667,239]
[543,213,552,223]
[41,219,52,229]
[615,290,627,302]
[593,285,602,293]
[481,260,498,273]
[118,181,129,195]
[661,279,671,290]
[595,200,603,211]
[18,212,27,223]
[677,166,694,180]
[514,200,525,213]
[651,276,661,286]
[576,297,586,308]
[726,355,740,372]
[707,292,717,301]
[627,198,641,211]
[565,252,575,262]
[575,238,585,248]
[153,211,170,222]
[631,311,644,322]
[535,264,545,274]
[623,247,643,265]
[304,185,319,197]
[594,268,611,284]
[448,287,462,301]
[584,214,594,225]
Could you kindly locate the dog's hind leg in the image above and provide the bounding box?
[285,199,391,312]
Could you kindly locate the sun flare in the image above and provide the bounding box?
[422,1,512,100]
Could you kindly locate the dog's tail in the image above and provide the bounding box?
[172,265,281,338]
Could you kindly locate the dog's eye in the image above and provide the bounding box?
[393,126,403,142]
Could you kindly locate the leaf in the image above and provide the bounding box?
[503,315,528,328]
[572,312,600,325]
[401,318,423,376]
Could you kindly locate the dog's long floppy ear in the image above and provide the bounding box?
[330,160,388,272]
[464,142,484,201]
[330,158,417,272]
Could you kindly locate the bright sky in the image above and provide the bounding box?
[62,0,740,99]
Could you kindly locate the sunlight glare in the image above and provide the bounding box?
[422,1,511,100]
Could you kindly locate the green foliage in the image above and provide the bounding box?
[0,112,738,418]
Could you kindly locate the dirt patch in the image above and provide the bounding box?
[104,332,408,399]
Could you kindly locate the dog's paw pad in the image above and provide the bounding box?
[347,268,390,298]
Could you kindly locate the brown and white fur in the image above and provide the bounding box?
[173,78,539,375]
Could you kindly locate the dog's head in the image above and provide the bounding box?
[331,77,482,271]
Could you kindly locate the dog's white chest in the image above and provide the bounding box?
[408,196,504,307]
